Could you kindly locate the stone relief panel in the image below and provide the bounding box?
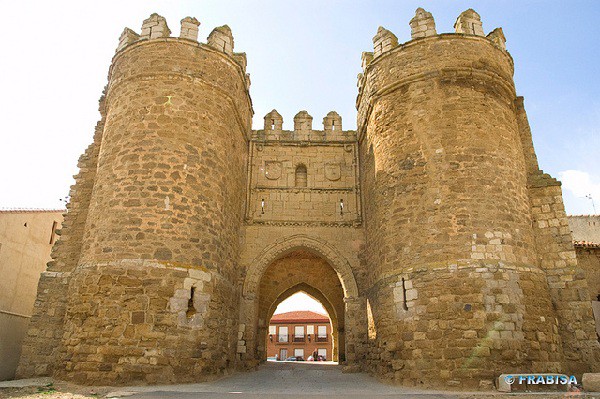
[264,161,282,180]
[247,140,361,225]
[325,163,341,181]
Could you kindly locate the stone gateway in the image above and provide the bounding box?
[17,8,600,388]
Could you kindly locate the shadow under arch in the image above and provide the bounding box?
[266,283,338,327]
[265,283,343,361]
[239,234,363,367]
[242,234,359,300]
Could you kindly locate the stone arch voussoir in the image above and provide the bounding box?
[243,234,359,299]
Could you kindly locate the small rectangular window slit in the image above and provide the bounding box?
[187,287,196,318]
[401,277,409,310]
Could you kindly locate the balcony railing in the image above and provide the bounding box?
[271,334,328,344]
[292,334,305,342]
[276,334,289,343]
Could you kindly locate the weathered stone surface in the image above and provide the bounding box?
[179,17,200,41]
[207,25,234,54]
[454,9,484,36]
[410,8,436,39]
[583,373,600,392]
[17,9,600,389]
[357,19,600,387]
[140,13,171,40]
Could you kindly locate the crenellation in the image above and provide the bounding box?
[140,13,171,40]
[256,110,354,143]
[117,28,140,52]
[207,25,234,55]
[233,52,247,71]
[293,110,313,136]
[323,111,342,132]
[361,52,373,70]
[454,9,484,36]
[487,27,506,50]
[179,16,200,41]
[409,7,436,39]
[372,26,398,58]
[263,109,283,132]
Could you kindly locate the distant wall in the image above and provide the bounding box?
[576,246,600,299]
[569,215,600,243]
[570,215,600,336]
[0,312,30,380]
[574,246,600,337]
[0,210,63,380]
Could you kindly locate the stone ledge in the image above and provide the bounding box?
[583,373,600,392]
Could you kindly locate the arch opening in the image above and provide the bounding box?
[254,249,346,363]
[242,234,359,300]
[266,289,337,363]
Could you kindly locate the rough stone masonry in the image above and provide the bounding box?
[16,8,600,389]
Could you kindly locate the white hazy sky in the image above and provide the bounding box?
[1,1,598,216]
[274,292,328,316]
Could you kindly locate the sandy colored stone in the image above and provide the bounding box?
[16,9,600,390]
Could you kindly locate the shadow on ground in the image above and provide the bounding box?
[0,363,595,398]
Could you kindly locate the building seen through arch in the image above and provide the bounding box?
[267,308,333,362]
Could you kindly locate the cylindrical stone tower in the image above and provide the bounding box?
[358,9,564,387]
[56,14,251,384]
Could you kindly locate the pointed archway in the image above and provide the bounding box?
[238,234,364,367]
[242,234,359,300]
[265,283,342,361]
[255,249,344,361]
[266,290,344,362]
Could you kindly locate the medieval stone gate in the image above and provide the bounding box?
[238,234,364,364]
[16,8,600,389]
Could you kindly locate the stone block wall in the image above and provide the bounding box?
[17,7,600,388]
[18,15,252,385]
[364,264,560,385]
[238,225,367,368]
[247,125,360,225]
[355,8,594,387]
[517,94,600,375]
[528,181,600,375]
[58,261,236,384]
[80,39,250,282]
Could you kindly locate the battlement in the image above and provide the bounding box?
[253,110,356,142]
[115,13,248,74]
[360,7,507,73]
[356,8,514,140]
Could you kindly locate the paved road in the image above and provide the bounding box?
[107,362,458,399]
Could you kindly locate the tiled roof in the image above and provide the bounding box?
[271,310,329,323]
[0,208,64,214]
